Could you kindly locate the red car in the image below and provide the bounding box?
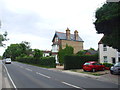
[83,61,105,72]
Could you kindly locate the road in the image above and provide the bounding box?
[3,61,119,89]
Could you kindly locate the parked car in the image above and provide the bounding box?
[5,58,11,64]
[83,61,105,72]
[110,62,120,75]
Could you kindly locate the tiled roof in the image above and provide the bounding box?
[55,32,84,42]
[86,50,98,55]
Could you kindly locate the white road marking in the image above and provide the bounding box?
[20,66,23,68]
[2,63,17,89]
[36,72,51,79]
[62,81,85,89]
[25,68,32,72]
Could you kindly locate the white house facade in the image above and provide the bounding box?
[99,43,120,64]
[42,50,51,57]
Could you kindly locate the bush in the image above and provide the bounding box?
[102,63,113,67]
[58,44,74,64]
[64,55,98,70]
[16,56,56,68]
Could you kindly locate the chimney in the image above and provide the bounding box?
[74,30,78,40]
[66,28,70,40]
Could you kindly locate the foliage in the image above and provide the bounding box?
[89,48,95,51]
[58,44,74,64]
[94,2,120,51]
[33,49,43,64]
[3,41,31,60]
[33,49,43,58]
[102,63,113,68]
[0,31,8,47]
[76,50,86,56]
[64,55,98,70]
[16,56,56,68]
[0,56,2,59]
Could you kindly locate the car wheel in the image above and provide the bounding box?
[92,68,96,72]
[83,69,86,72]
[110,71,113,74]
[102,68,105,71]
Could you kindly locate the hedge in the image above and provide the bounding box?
[102,63,113,68]
[64,55,98,70]
[16,56,56,68]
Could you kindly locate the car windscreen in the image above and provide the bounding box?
[84,63,91,65]
[114,63,120,67]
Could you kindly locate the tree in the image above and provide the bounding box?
[3,41,31,60]
[58,44,74,64]
[33,49,43,64]
[33,49,43,58]
[20,41,32,56]
[76,50,86,56]
[0,21,8,47]
[3,44,23,60]
[0,31,8,47]
[94,2,120,51]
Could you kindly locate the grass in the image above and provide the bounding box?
[70,69,109,76]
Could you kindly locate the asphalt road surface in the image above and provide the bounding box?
[4,61,119,89]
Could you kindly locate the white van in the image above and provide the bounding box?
[5,58,11,64]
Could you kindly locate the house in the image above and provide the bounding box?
[42,50,51,57]
[98,36,120,64]
[84,49,98,55]
[52,28,84,63]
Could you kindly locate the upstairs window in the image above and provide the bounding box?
[103,44,107,51]
[55,37,58,42]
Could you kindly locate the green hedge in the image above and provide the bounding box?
[102,63,113,67]
[64,55,98,70]
[16,56,56,68]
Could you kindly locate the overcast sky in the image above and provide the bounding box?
[0,0,106,56]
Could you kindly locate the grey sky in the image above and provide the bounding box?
[0,0,106,55]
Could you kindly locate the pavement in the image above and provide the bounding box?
[50,65,120,85]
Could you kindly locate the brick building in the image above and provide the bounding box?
[52,28,84,63]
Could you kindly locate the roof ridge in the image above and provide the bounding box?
[56,32,65,34]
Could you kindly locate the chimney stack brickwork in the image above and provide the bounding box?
[66,28,70,40]
[74,30,78,41]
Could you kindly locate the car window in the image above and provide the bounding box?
[114,62,120,67]
[92,63,97,65]
[84,63,91,65]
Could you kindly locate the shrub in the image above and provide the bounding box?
[64,55,98,70]
[58,44,74,64]
[16,56,56,68]
[102,63,113,67]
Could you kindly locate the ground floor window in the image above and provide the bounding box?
[103,56,107,63]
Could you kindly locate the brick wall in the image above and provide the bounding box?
[61,40,83,54]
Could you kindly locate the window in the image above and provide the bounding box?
[103,56,107,63]
[55,37,58,42]
[84,63,91,65]
[103,44,107,51]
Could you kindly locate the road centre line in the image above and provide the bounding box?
[36,72,51,79]
[25,68,32,72]
[62,81,85,89]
